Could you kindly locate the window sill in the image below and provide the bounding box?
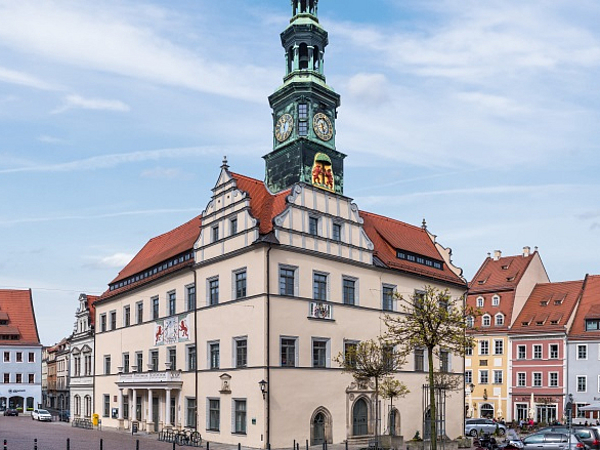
[307,317,335,322]
[232,432,247,436]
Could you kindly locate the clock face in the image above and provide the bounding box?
[275,113,294,142]
[313,113,333,141]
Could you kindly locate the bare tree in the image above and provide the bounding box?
[384,286,475,450]
[335,339,406,445]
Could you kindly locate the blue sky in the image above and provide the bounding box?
[1,0,599,345]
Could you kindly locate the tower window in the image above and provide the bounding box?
[299,43,309,70]
[298,103,308,136]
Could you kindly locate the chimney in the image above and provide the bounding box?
[523,246,531,257]
[493,250,502,261]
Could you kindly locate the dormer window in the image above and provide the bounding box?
[506,276,515,282]
[332,223,341,242]
[476,297,484,308]
[495,314,504,326]
[522,320,530,327]
[586,320,600,331]
[482,314,491,327]
[554,299,563,306]
[395,250,443,270]
[540,300,548,307]
[212,225,219,242]
[491,295,500,306]
[466,316,474,328]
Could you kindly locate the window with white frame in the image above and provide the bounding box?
[466,316,474,328]
[233,399,247,434]
[234,337,247,368]
[576,403,587,418]
[207,398,220,431]
[577,375,587,392]
[479,340,489,356]
[517,345,526,359]
[492,295,500,306]
[208,341,219,369]
[494,340,504,355]
[482,314,491,327]
[208,277,219,306]
[234,269,247,299]
[313,272,328,301]
[533,345,542,359]
[279,265,297,296]
[533,372,542,387]
[382,285,395,311]
[479,370,489,384]
[186,398,197,428]
[187,284,196,311]
[549,344,558,359]
[476,296,484,307]
[280,337,297,367]
[578,344,588,360]
[549,372,558,387]
[465,345,473,356]
[312,338,330,368]
[517,372,526,387]
[342,277,357,306]
[308,216,319,236]
[495,313,504,326]
[465,370,472,384]
[493,370,503,384]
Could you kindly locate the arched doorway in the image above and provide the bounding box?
[310,407,332,445]
[353,398,369,436]
[480,403,494,419]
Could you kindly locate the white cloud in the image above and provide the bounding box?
[90,252,135,269]
[51,94,130,114]
[0,66,60,91]
[140,167,187,179]
[0,1,275,103]
[346,73,390,106]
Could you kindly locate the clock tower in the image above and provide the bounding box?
[264,0,346,194]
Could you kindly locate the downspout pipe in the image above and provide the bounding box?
[193,266,199,430]
[266,244,272,449]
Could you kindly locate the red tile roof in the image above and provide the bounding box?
[86,294,100,327]
[568,275,600,340]
[102,172,465,299]
[510,280,584,334]
[231,173,290,235]
[466,291,516,332]
[0,289,41,345]
[360,211,465,285]
[469,253,536,292]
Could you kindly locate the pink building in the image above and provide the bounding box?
[509,280,583,424]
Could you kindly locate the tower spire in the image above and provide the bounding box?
[264,1,345,195]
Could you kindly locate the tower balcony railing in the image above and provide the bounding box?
[117,370,182,384]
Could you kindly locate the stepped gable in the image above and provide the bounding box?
[230,172,290,235]
[0,289,41,345]
[567,275,600,340]
[511,279,584,333]
[101,215,202,300]
[359,210,465,285]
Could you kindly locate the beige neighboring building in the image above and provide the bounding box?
[93,1,468,448]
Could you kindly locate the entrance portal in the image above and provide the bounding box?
[353,398,369,436]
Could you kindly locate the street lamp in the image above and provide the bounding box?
[259,379,268,399]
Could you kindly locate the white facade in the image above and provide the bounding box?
[93,168,467,448]
[0,345,42,412]
[70,293,96,419]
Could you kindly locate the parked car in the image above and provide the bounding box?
[58,410,70,422]
[466,418,507,437]
[538,426,600,450]
[522,432,585,450]
[31,409,52,421]
[3,408,19,416]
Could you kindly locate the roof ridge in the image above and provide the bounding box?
[359,209,424,232]
[147,214,203,243]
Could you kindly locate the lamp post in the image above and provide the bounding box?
[259,379,268,400]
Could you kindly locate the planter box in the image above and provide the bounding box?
[380,435,404,450]
[406,440,423,450]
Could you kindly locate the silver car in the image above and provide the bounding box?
[465,418,507,436]
[31,409,52,422]
[522,433,585,450]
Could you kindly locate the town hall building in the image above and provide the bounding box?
[93,1,468,447]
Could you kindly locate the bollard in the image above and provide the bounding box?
[173,440,176,450]
[323,442,326,450]
[136,439,140,450]
[306,440,309,450]
[67,438,71,450]
[3,438,6,450]
[297,443,300,450]
[238,443,241,450]
[207,442,210,450]
[100,438,103,450]
[294,439,296,450]
[346,440,348,450]
[34,438,38,450]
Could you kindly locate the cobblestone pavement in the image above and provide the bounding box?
[0,416,360,450]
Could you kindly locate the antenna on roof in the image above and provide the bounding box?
[221,156,229,170]
[422,218,427,230]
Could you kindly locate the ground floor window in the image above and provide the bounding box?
[170,398,176,425]
[103,395,110,417]
[480,403,494,418]
[515,403,528,421]
[233,399,246,434]
[536,404,557,424]
[208,398,220,431]
[136,397,142,421]
[26,397,34,410]
[123,395,129,420]
[186,398,196,428]
[84,395,92,417]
